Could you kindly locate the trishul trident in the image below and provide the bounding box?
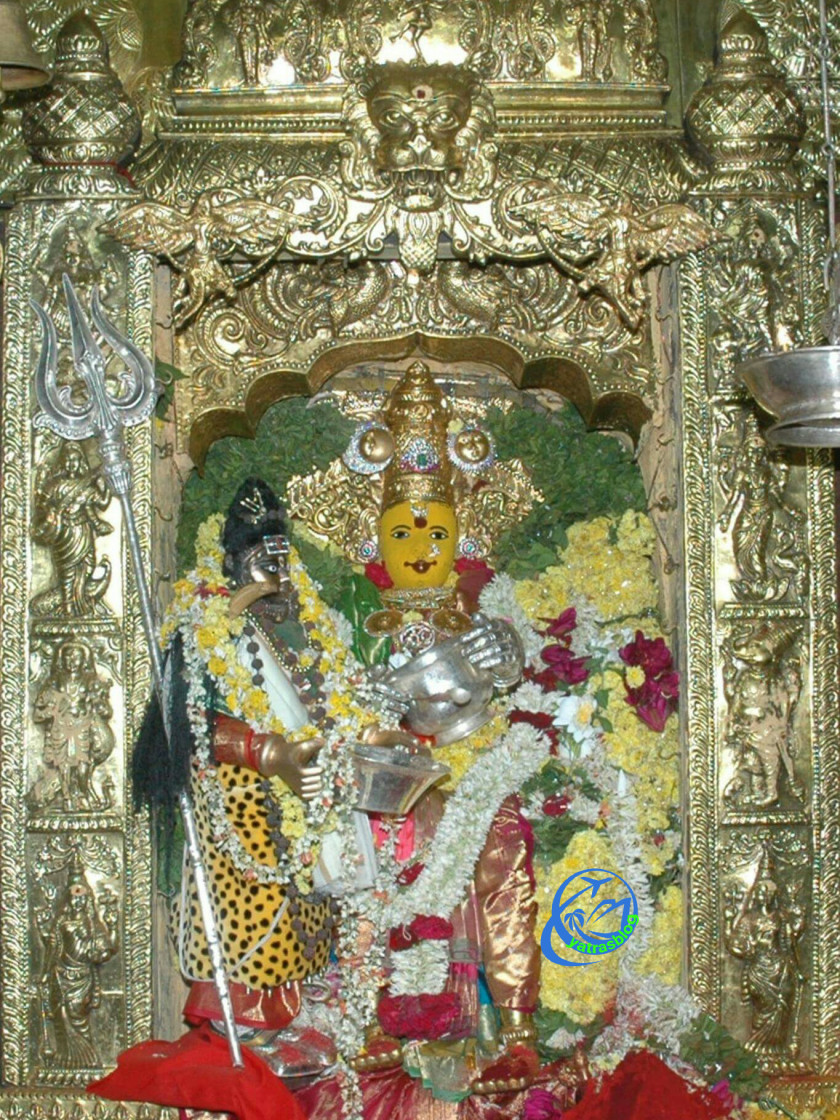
[32,275,244,1068]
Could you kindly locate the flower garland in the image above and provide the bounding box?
[477,511,687,1037]
[474,509,766,1110]
[162,514,372,896]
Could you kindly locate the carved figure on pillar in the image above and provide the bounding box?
[722,622,803,809]
[37,852,118,1069]
[717,419,806,602]
[30,443,112,618]
[724,845,806,1057]
[219,0,278,84]
[565,0,613,81]
[29,639,116,814]
[622,0,667,82]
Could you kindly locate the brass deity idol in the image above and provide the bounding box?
[722,622,804,810]
[289,361,543,1094]
[36,854,119,1070]
[724,845,806,1058]
[30,444,113,618]
[29,639,116,814]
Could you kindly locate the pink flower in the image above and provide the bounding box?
[710,1080,738,1111]
[541,606,577,641]
[523,1087,564,1120]
[541,644,590,684]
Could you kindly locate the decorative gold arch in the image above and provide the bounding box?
[186,331,653,469]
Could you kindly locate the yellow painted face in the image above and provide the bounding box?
[379,500,458,590]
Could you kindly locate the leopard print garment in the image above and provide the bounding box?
[172,761,331,988]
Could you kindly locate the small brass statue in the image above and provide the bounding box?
[30,444,112,618]
[29,640,116,814]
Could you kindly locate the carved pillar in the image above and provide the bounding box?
[681,10,840,1108]
[0,14,156,1109]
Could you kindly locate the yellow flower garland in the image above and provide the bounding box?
[513,509,681,1026]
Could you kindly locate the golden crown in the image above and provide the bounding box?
[286,362,540,563]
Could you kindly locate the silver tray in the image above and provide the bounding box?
[353,742,450,815]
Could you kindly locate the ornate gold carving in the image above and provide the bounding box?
[721,620,804,811]
[112,57,710,315]
[703,200,802,381]
[622,0,667,83]
[722,834,809,1067]
[171,0,670,94]
[716,407,808,603]
[21,13,141,169]
[30,444,113,619]
[101,192,306,327]
[28,640,116,815]
[685,9,805,194]
[33,845,119,1075]
[565,0,612,81]
[1,195,154,1098]
[506,187,724,330]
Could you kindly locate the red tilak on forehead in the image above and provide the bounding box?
[413,516,428,529]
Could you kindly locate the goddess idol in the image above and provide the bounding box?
[287,361,546,1096]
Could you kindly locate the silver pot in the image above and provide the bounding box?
[353,743,450,815]
[385,632,496,745]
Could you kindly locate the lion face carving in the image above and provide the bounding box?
[345,62,496,212]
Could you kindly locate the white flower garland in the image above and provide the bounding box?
[383,721,549,929]
[479,573,544,666]
[389,941,450,997]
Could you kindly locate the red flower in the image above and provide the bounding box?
[454,557,495,605]
[196,583,229,599]
[543,793,570,817]
[540,606,577,641]
[509,709,558,750]
[388,914,453,951]
[378,993,461,1040]
[396,861,425,886]
[364,561,394,590]
[454,557,493,576]
[619,631,674,676]
[410,915,453,941]
[389,926,415,951]
[619,631,679,732]
[541,644,590,684]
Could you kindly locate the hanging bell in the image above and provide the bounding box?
[0,0,50,95]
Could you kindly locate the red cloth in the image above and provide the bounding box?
[561,1050,731,1120]
[87,1023,306,1120]
[378,992,461,1039]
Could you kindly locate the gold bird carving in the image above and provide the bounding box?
[509,191,725,330]
[101,189,300,327]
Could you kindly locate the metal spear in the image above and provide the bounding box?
[31,274,244,1068]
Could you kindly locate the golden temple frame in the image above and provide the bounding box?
[1,0,839,1114]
